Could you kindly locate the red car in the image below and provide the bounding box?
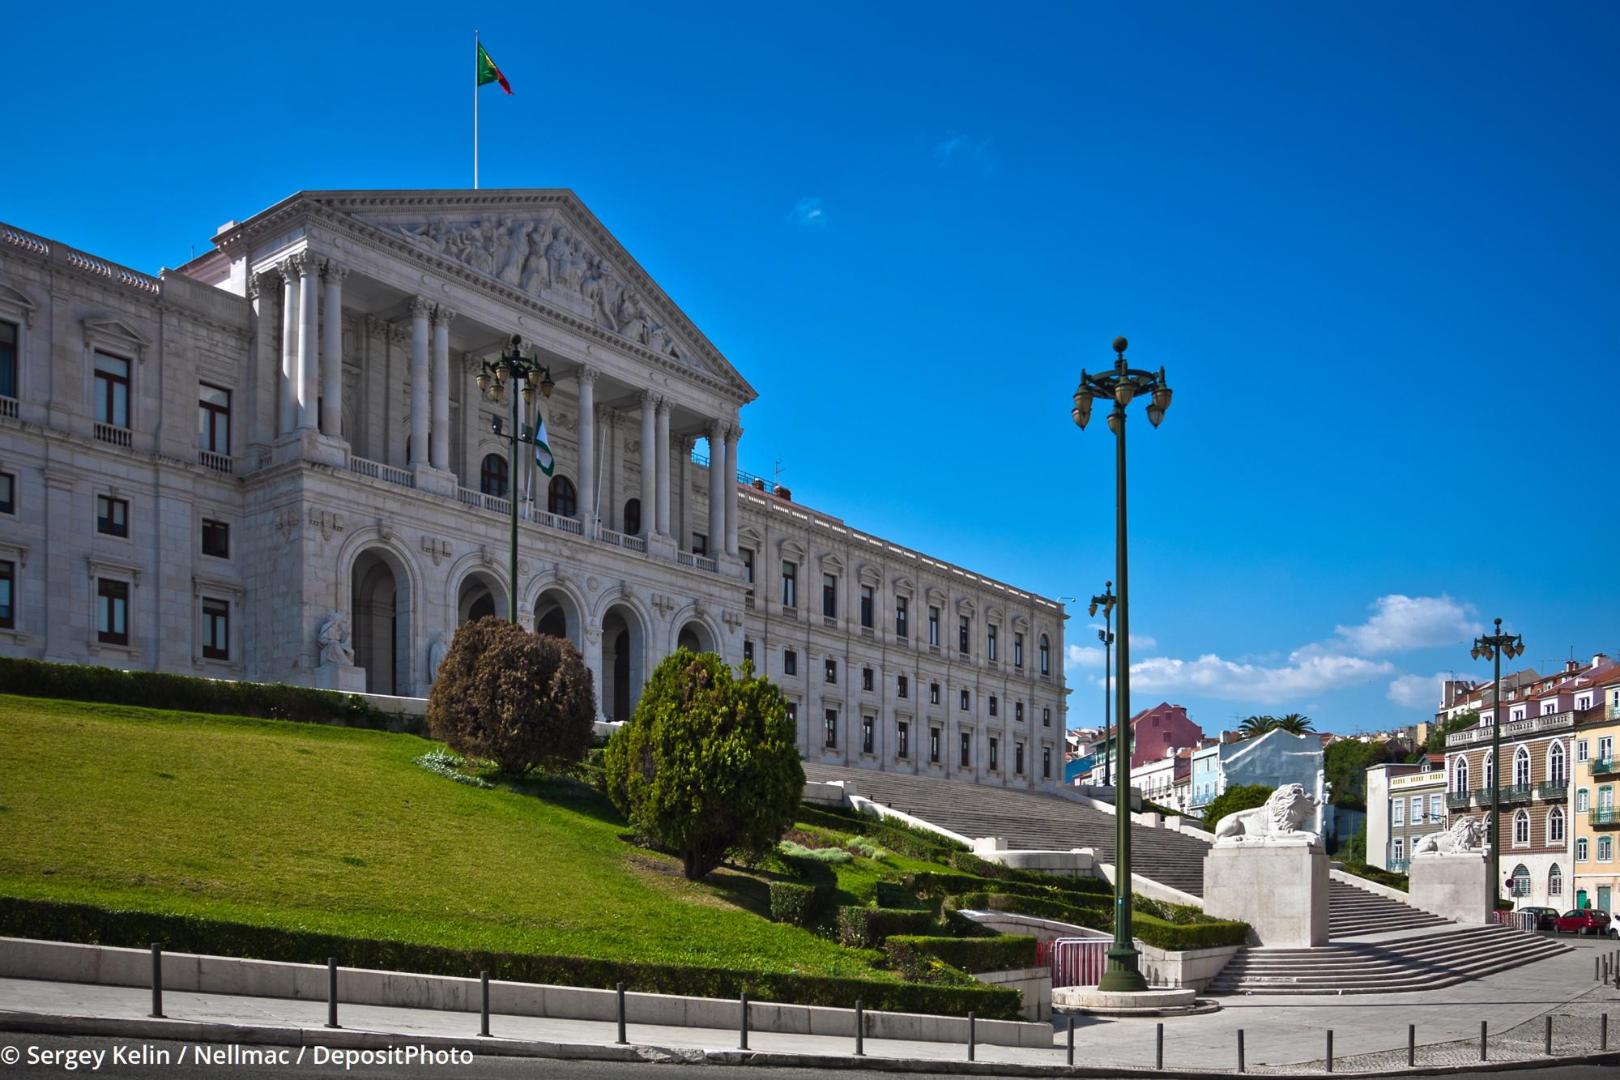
[1554,909,1611,935]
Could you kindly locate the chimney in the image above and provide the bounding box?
[775,485,792,501]
[1594,653,1609,670]
[1565,658,1581,675]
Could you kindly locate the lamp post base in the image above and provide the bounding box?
[1097,945,1149,993]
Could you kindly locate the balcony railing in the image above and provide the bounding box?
[595,526,648,553]
[1536,781,1568,801]
[1590,758,1619,778]
[94,422,132,448]
[781,605,798,620]
[1502,784,1533,805]
[198,449,233,474]
[1446,710,1576,747]
[349,455,414,488]
[1590,807,1620,828]
[0,395,17,420]
[456,486,510,516]
[1446,791,1473,810]
[1388,859,1410,873]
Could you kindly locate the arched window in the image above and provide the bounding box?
[1548,741,1566,785]
[1548,806,1565,844]
[548,475,577,518]
[1548,864,1562,897]
[623,497,641,536]
[1513,745,1531,788]
[1039,634,1050,676]
[1483,750,1494,789]
[1577,837,1589,861]
[1509,863,1530,897]
[1453,757,1470,795]
[1512,808,1530,846]
[480,453,508,498]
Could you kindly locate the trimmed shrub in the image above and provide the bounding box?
[907,872,1110,904]
[427,618,596,777]
[0,657,400,730]
[604,650,803,880]
[949,890,1110,929]
[768,882,822,927]
[795,806,965,859]
[0,897,1021,1019]
[943,891,1247,950]
[1130,912,1249,951]
[778,840,852,864]
[883,934,1038,975]
[874,882,926,910]
[835,906,937,947]
[1338,861,1409,893]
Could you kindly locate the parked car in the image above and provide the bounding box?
[1517,906,1560,931]
[1554,909,1611,935]
[1604,911,1620,939]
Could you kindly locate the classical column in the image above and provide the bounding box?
[247,271,277,449]
[577,367,598,527]
[600,406,617,530]
[408,297,431,467]
[707,419,726,557]
[639,392,657,537]
[431,306,454,470]
[277,262,300,436]
[724,423,741,556]
[295,253,320,431]
[678,436,693,549]
[320,263,347,437]
[654,397,671,537]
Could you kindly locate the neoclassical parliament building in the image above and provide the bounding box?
[0,189,1069,790]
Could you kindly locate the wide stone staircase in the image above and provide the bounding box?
[1328,878,1448,938]
[1207,923,1572,995]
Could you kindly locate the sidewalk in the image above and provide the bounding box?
[1,933,1617,1076]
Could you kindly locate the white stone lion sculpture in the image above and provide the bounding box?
[1412,815,1485,856]
[1213,783,1320,845]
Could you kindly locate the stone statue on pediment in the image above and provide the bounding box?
[317,611,355,667]
[495,219,532,287]
[614,291,651,344]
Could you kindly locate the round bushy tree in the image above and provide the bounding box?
[604,650,803,880]
[427,616,596,776]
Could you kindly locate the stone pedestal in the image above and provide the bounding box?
[411,464,459,497]
[314,663,367,693]
[1203,842,1329,948]
[1409,852,1491,924]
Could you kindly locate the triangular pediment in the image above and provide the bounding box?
[296,190,754,402]
[82,318,150,350]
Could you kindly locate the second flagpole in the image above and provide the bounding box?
[473,29,479,189]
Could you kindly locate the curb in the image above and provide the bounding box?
[2,1010,1619,1078]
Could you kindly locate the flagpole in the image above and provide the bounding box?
[473,29,480,190]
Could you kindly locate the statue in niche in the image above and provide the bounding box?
[317,611,355,667]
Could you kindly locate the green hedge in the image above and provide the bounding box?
[906,871,1111,904]
[0,898,1021,1020]
[795,806,965,859]
[0,658,410,733]
[949,890,1110,928]
[945,891,1249,951]
[835,906,937,947]
[883,934,1038,975]
[1338,861,1409,893]
[873,882,926,910]
[768,882,828,927]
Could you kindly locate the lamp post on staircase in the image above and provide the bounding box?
[1470,617,1525,919]
[1071,336,1173,994]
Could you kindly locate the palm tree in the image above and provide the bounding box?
[1238,714,1279,738]
[1276,713,1316,735]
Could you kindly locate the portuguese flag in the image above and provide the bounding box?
[477,42,512,94]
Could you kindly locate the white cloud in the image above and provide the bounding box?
[1067,644,1105,668]
[1129,651,1395,707]
[1083,624,1155,650]
[1331,595,1481,655]
[790,197,826,227]
[1388,672,1450,711]
[932,132,992,170]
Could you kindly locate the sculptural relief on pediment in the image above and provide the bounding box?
[377,213,693,367]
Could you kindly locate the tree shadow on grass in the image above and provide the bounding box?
[483,771,628,827]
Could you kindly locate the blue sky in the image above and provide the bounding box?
[5,3,1617,735]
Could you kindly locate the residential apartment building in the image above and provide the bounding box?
[1366,760,1446,871]
[1572,675,1620,910]
[1185,728,1328,833]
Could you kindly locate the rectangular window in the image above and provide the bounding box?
[860,584,874,629]
[0,318,17,399]
[783,649,797,676]
[1601,736,1614,760]
[786,702,798,726]
[1015,701,1024,723]
[989,695,998,717]
[897,721,910,759]
[93,351,131,428]
[1015,742,1025,776]
[895,596,909,638]
[96,578,129,646]
[928,606,940,646]
[989,737,999,772]
[930,726,941,764]
[201,519,230,559]
[1393,836,1405,862]
[960,730,972,768]
[201,597,229,660]
[958,615,970,654]
[782,561,797,607]
[930,682,940,705]
[862,715,874,754]
[959,689,970,711]
[825,658,837,684]
[96,494,128,537]
[693,533,707,556]
[1043,707,1051,728]
[198,383,231,454]
[743,639,754,665]
[0,471,13,515]
[1393,800,1405,826]
[1014,632,1024,668]
[742,548,755,584]
[0,559,13,629]
[1578,740,1590,762]
[822,573,838,618]
[862,667,874,692]
[1410,795,1423,823]
[823,710,838,749]
[988,625,998,661]
[897,674,909,699]
[1043,746,1052,779]
[1429,793,1443,822]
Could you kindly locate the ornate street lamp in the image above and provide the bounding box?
[1470,617,1525,915]
[477,334,555,623]
[1088,581,1117,787]
[1072,335,1172,994]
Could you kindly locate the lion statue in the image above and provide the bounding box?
[1412,815,1485,856]
[1213,782,1320,845]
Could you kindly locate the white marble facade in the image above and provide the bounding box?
[0,190,1067,792]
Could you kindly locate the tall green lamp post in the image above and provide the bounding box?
[1470,617,1525,915]
[1072,336,1173,993]
[1089,582,1116,787]
[476,334,555,623]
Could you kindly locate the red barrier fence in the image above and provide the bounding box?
[1039,937,1110,988]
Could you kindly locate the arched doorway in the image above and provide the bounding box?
[457,572,506,625]
[601,603,645,723]
[676,619,716,655]
[352,548,412,695]
[532,588,581,646]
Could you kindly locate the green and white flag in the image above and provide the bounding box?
[533,414,554,477]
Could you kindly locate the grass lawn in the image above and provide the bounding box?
[0,694,909,979]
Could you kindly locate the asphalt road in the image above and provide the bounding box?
[1,1034,1617,1080]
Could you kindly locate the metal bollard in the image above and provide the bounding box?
[149,943,164,1019]
[1066,1014,1074,1066]
[740,991,749,1051]
[967,1011,976,1062]
[326,957,339,1029]
[1602,1013,1609,1052]
[616,982,627,1045]
[1544,1014,1552,1056]
[1237,1028,1245,1073]
[1407,1023,1416,1067]
[1156,1021,1164,1071]
[1326,1029,1333,1073]
[854,999,864,1057]
[480,971,490,1038]
[1480,1020,1487,1061]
